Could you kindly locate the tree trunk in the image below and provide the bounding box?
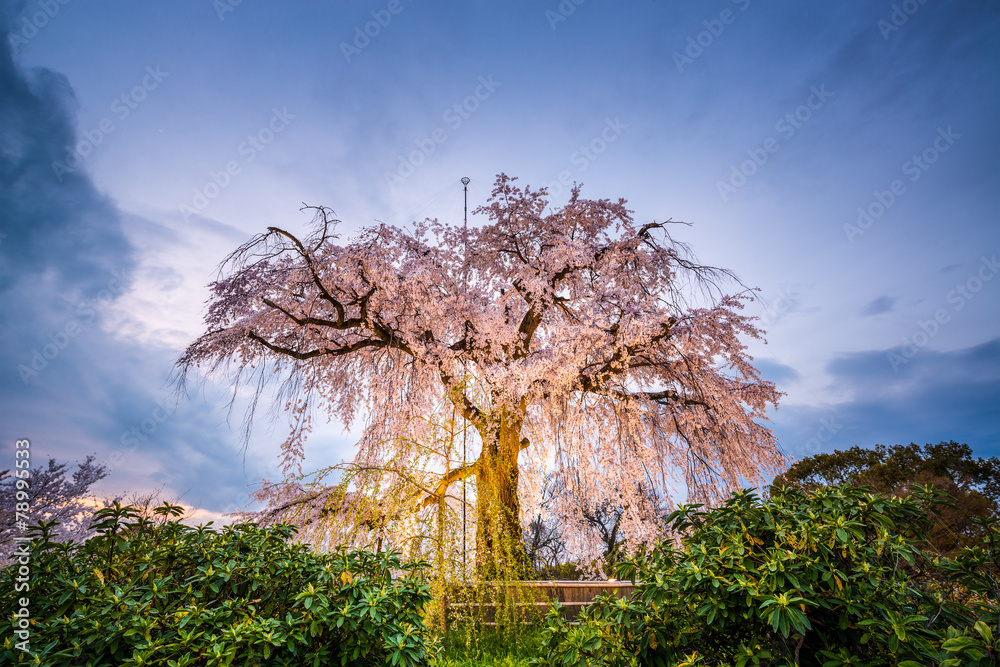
[475,414,528,579]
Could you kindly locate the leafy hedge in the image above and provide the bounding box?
[534,484,998,666]
[1,502,434,666]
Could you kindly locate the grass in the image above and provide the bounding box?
[435,626,545,667]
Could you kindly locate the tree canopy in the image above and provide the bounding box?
[774,441,999,555]
[178,174,785,572]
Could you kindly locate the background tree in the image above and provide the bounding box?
[179,174,785,574]
[522,514,568,579]
[773,441,999,555]
[550,471,669,576]
[0,454,108,566]
[580,499,627,572]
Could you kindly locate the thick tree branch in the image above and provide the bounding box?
[419,460,480,509]
[267,225,348,324]
[248,331,391,359]
[575,317,678,393]
[261,296,362,331]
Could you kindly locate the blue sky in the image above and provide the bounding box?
[1,0,997,524]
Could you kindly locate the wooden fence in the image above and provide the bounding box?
[444,580,636,627]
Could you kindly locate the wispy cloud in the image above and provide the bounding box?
[861,296,895,316]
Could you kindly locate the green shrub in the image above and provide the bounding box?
[1,501,434,666]
[533,484,998,666]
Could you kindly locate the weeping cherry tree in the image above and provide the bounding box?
[177,174,786,575]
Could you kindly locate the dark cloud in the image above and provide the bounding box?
[861,295,895,316]
[0,12,266,517]
[0,14,134,297]
[0,5,135,397]
[771,338,1000,468]
[827,337,999,389]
